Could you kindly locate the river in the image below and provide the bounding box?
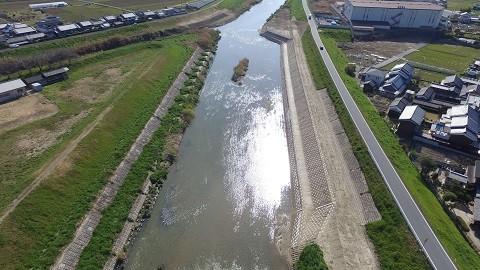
[125,0,290,268]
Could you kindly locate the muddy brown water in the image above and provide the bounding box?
[125,0,290,268]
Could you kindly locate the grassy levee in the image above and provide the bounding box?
[0,35,194,269]
[284,0,306,21]
[318,29,480,269]
[302,29,430,269]
[76,59,210,269]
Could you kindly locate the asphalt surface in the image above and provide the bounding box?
[301,1,457,269]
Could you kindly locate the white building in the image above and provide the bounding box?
[343,0,444,29]
[29,2,68,10]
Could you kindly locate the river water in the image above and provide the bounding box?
[125,0,290,268]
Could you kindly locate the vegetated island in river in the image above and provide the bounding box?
[232,58,249,85]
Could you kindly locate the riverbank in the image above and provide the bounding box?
[265,7,380,268]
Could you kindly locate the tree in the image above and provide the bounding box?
[418,155,436,176]
[344,63,356,77]
[296,244,329,270]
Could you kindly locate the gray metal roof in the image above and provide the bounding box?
[43,67,69,78]
[13,26,36,35]
[57,24,79,32]
[0,79,26,94]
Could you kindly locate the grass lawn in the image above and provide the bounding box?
[0,35,195,270]
[319,29,480,270]
[405,43,479,73]
[303,28,430,270]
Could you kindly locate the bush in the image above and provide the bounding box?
[457,216,470,232]
[345,63,356,77]
[296,244,328,270]
[443,191,458,202]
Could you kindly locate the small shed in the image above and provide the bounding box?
[31,82,43,92]
[43,67,69,84]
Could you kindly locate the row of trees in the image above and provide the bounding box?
[0,48,78,77]
[0,28,189,78]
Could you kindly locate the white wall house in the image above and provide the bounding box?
[344,0,444,29]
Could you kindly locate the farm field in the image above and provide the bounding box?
[405,43,479,73]
[45,4,120,23]
[0,35,195,269]
[319,29,480,269]
[447,0,480,15]
[94,0,189,11]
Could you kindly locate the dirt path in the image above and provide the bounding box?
[0,58,150,225]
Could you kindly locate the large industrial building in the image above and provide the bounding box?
[343,0,444,30]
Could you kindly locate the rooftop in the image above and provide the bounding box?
[13,26,36,34]
[0,79,26,94]
[347,0,444,10]
[399,105,425,125]
[43,67,69,77]
[57,24,79,31]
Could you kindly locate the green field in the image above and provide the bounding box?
[302,28,430,270]
[319,29,480,270]
[447,0,480,15]
[405,43,479,73]
[0,35,195,269]
[45,5,121,23]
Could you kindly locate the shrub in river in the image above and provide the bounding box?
[232,58,249,84]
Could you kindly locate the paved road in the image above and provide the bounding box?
[301,1,456,269]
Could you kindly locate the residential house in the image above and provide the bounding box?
[13,26,36,36]
[119,13,137,24]
[360,67,387,87]
[77,21,93,31]
[55,24,80,37]
[441,75,463,90]
[388,96,410,117]
[379,75,407,98]
[459,12,472,23]
[397,105,426,136]
[431,105,479,148]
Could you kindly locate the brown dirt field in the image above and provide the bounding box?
[0,94,58,135]
[16,109,90,158]
[60,68,124,104]
[343,41,420,67]
[312,0,337,14]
